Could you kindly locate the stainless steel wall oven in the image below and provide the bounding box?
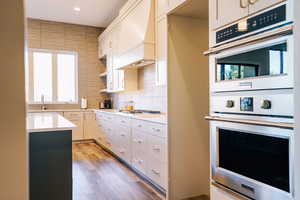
[211,121,294,200]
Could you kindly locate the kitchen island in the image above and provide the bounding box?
[27,112,76,200]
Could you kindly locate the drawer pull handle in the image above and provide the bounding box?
[121,120,125,123]
[138,140,143,144]
[120,151,125,154]
[153,128,161,132]
[138,160,143,164]
[121,134,126,137]
[138,125,142,128]
[153,147,161,151]
[152,169,160,175]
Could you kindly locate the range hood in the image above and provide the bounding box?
[115,0,155,70]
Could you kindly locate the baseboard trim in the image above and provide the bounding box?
[92,139,167,197]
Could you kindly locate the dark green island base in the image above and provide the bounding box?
[29,130,72,200]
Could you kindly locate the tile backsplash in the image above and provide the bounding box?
[112,64,167,113]
[26,19,108,109]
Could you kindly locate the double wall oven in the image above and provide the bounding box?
[207,1,294,200]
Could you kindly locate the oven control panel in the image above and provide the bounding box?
[211,93,293,118]
[216,4,286,44]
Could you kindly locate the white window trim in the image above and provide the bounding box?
[27,48,79,105]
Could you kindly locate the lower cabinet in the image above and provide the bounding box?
[83,111,98,139]
[94,111,168,189]
[63,112,84,140]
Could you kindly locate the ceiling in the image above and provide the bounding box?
[25,0,128,27]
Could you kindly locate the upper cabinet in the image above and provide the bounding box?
[155,17,167,86]
[156,0,168,19]
[210,0,249,30]
[210,0,286,30]
[168,0,187,13]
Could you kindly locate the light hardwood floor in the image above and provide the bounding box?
[72,143,164,200]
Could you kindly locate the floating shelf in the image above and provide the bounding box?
[99,72,108,78]
[99,89,109,93]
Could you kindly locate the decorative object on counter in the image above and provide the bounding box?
[100,101,105,109]
[81,96,88,109]
[41,94,47,111]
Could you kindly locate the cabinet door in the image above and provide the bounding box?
[107,54,114,92]
[156,17,168,86]
[156,0,168,19]
[83,112,97,139]
[211,0,249,29]
[249,0,285,14]
[168,0,186,12]
[63,112,83,140]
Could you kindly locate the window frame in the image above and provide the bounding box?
[27,48,79,105]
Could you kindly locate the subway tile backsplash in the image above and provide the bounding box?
[112,64,167,113]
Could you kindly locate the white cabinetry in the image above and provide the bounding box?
[83,111,98,139]
[63,112,84,140]
[94,111,168,189]
[156,0,168,19]
[156,17,168,86]
[168,0,187,12]
[210,0,249,30]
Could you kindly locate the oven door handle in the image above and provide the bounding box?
[204,116,294,129]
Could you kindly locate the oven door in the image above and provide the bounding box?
[210,35,293,92]
[211,120,294,200]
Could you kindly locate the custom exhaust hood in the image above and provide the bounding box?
[115,0,155,70]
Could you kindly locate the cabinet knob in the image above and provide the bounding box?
[261,100,272,109]
[152,169,160,175]
[226,100,235,108]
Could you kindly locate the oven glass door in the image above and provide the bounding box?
[218,128,290,192]
[216,42,287,81]
[211,35,293,92]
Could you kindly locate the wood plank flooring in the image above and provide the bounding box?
[72,142,164,200]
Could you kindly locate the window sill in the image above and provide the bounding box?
[28,102,79,105]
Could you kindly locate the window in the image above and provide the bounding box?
[26,49,78,104]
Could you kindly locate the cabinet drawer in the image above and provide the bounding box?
[132,156,147,175]
[147,160,167,189]
[132,129,147,153]
[116,146,131,164]
[147,134,167,163]
[116,126,131,146]
[132,119,167,138]
[115,116,131,127]
[64,112,82,119]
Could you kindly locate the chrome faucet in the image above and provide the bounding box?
[41,94,47,111]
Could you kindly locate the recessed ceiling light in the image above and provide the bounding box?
[74,7,81,12]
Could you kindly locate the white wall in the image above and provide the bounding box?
[0,1,28,200]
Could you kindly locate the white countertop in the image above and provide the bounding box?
[27,112,76,133]
[28,109,94,113]
[94,109,168,124]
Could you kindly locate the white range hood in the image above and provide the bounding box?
[115,0,155,70]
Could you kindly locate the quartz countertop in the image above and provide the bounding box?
[28,109,95,113]
[94,109,168,124]
[27,112,76,133]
